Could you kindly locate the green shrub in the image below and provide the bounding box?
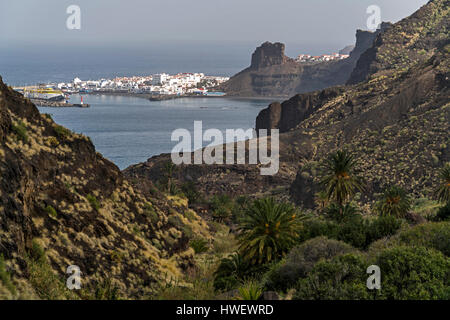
[209,195,233,223]
[336,216,368,249]
[30,240,46,263]
[412,198,441,217]
[294,253,370,300]
[213,254,269,292]
[264,237,355,292]
[26,240,76,299]
[396,222,450,256]
[86,194,100,211]
[324,203,359,222]
[0,254,16,296]
[365,215,402,244]
[168,215,183,228]
[154,276,215,300]
[432,202,450,222]
[53,124,72,138]
[236,280,263,300]
[45,205,57,218]
[298,219,340,243]
[11,120,28,143]
[168,215,193,239]
[94,278,120,300]
[181,182,202,205]
[144,202,159,224]
[298,215,402,250]
[190,237,209,254]
[375,246,450,299]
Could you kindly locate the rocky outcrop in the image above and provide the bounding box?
[218,27,385,97]
[255,87,344,132]
[347,0,447,84]
[249,42,294,69]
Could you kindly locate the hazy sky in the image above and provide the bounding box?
[1,0,428,52]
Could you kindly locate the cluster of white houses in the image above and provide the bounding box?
[56,73,229,95]
[296,53,350,63]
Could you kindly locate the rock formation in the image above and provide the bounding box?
[249,42,294,69]
[218,27,387,97]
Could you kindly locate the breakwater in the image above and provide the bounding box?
[31,99,90,108]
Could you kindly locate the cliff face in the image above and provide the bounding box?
[250,42,294,69]
[348,1,448,84]
[129,0,449,212]
[0,79,211,299]
[255,87,344,133]
[218,28,384,97]
[257,0,450,207]
[217,41,302,97]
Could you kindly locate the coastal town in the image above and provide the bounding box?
[14,72,230,105]
[59,73,229,96]
[14,51,352,105]
[296,52,350,63]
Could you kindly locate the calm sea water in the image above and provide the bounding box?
[1,44,273,169]
[38,94,273,169]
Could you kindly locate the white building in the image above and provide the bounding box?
[152,73,168,85]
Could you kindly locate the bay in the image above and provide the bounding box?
[38,94,273,169]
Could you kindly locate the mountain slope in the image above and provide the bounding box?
[128,0,449,212]
[348,0,449,84]
[258,0,450,207]
[0,79,211,299]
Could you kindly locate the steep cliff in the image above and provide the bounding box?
[258,0,450,208]
[0,78,211,299]
[219,27,386,97]
[249,42,294,69]
[348,0,449,84]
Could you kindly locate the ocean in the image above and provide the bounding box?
[0,44,275,169]
[0,43,254,86]
[38,94,273,169]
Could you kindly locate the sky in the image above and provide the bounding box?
[0,0,429,54]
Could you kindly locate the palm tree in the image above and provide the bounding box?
[435,164,450,203]
[238,198,303,264]
[319,150,365,207]
[376,185,411,218]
